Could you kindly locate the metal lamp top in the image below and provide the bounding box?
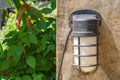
[69,9,102,37]
[73,14,97,21]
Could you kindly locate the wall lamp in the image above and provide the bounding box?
[69,9,102,73]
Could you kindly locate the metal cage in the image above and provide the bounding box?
[69,9,102,73]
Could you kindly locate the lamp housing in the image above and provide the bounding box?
[69,9,102,73]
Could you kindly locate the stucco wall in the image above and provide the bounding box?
[57,0,120,80]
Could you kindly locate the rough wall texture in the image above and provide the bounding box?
[0,1,9,8]
[57,0,120,80]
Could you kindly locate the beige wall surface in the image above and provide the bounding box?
[57,0,120,80]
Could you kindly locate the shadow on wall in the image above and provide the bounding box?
[99,20,120,80]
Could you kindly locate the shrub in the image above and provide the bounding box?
[0,0,56,80]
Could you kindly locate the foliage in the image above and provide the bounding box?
[0,0,56,80]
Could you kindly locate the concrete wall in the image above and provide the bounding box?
[0,1,9,8]
[57,0,120,80]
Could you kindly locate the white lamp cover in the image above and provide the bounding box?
[73,36,97,73]
[70,9,102,73]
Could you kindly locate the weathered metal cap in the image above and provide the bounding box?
[69,9,102,36]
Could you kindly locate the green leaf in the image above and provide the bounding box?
[48,44,55,51]
[33,73,45,80]
[18,32,27,38]
[7,44,24,61]
[5,31,17,37]
[13,44,24,61]
[40,8,52,14]
[26,56,36,69]
[51,0,56,10]
[22,75,31,80]
[39,20,47,29]
[7,45,16,56]
[26,68,34,74]
[6,0,12,7]
[3,37,15,46]
[16,77,22,80]
[12,0,21,10]
[43,44,55,56]
[1,59,16,70]
[29,34,37,44]
[0,43,3,54]
[37,57,52,71]
[9,74,16,79]
[0,53,7,67]
[22,36,31,46]
[40,36,47,51]
[38,61,52,71]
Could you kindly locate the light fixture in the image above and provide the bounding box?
[69,9,102,73]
